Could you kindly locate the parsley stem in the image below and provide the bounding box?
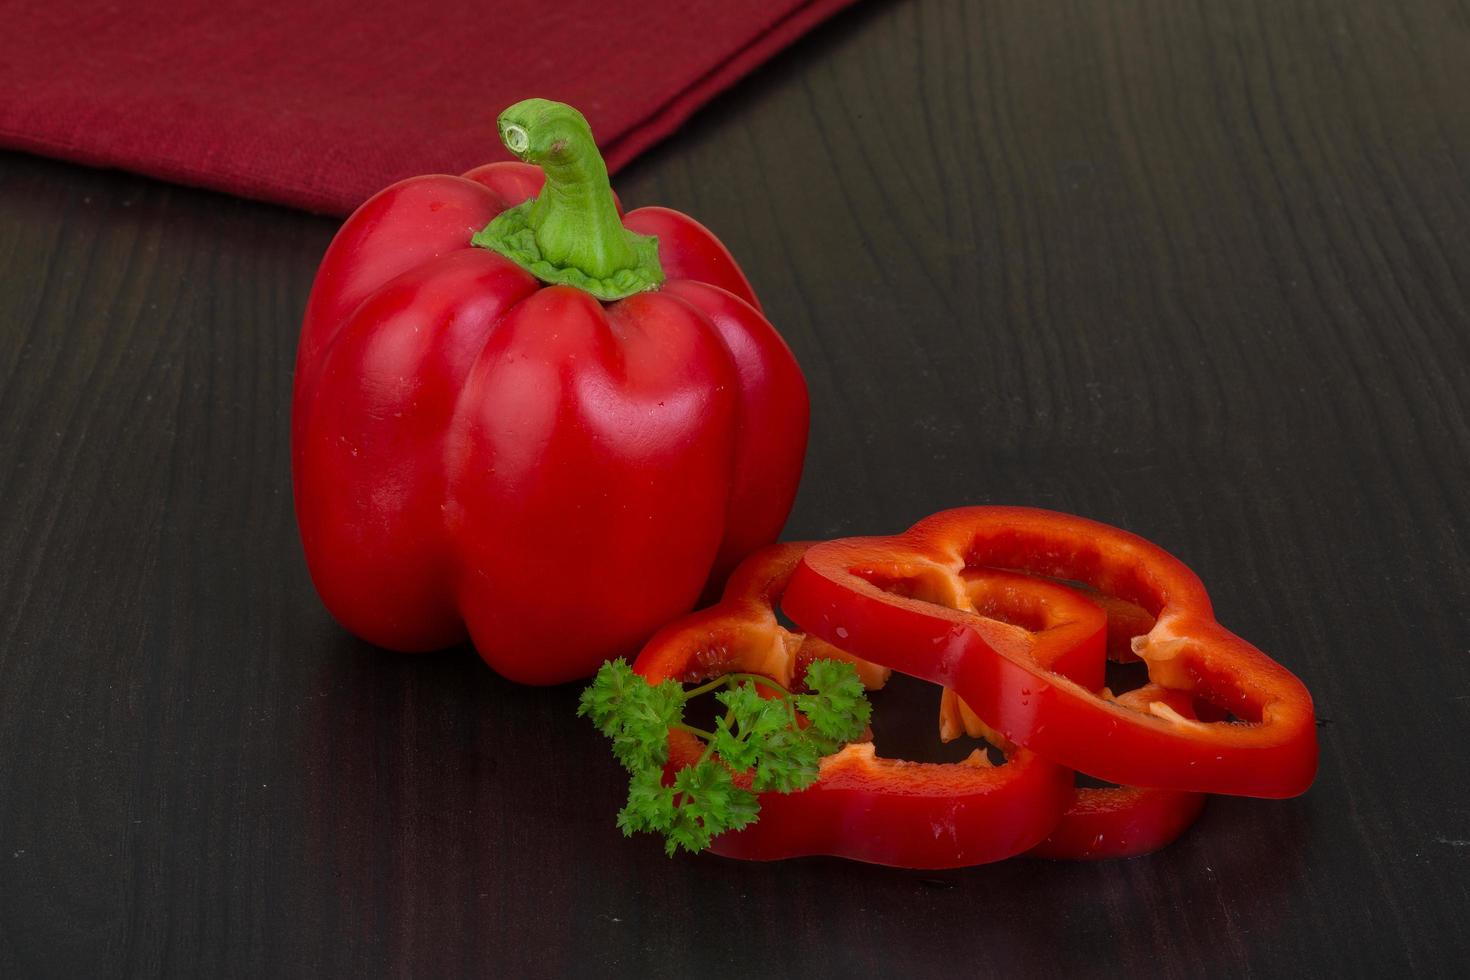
[720,673,792,695]
[716,673,800,726]
[680,726,724,808]
[680,677,729,701]
[706,672,800,727]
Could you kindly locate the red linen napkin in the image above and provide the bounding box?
[0,0,857,215]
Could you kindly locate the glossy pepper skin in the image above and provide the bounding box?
[292,100,807,684]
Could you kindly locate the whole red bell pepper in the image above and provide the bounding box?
[292,99,808,683]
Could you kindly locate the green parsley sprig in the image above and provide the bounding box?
[579,658,872,856]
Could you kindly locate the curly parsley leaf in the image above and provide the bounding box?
[616,769,677,836]
[795,659,871,743]
[578,659,638,736]
[579,660,684,773]
[581,658,872,857]
[751,726,823,792]
[666,760,760,855]
[715,682,789,746]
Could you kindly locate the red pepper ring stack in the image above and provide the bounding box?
[637,542,1073,868]
[783,506,1320,800]
[634,539,1224,866]
[937,567,1210,861]
[940,684,1207,860]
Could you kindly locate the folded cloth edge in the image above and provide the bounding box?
[0,0,862,216]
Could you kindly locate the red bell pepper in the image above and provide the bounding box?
[292,99,807,683]
[636,543,1076,869]
[783,506,1319,798]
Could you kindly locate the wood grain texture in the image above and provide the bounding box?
[2,0,1467,975]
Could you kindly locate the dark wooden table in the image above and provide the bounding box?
[4,0,1468,975]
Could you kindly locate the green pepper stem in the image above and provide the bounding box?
[471,99,664,301]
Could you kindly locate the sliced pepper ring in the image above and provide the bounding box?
[941,684,1207,860]
[1028,780,1207,861]
[941,567,1207,859]
[783,506,1319,799]
[633,542,1075,869]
